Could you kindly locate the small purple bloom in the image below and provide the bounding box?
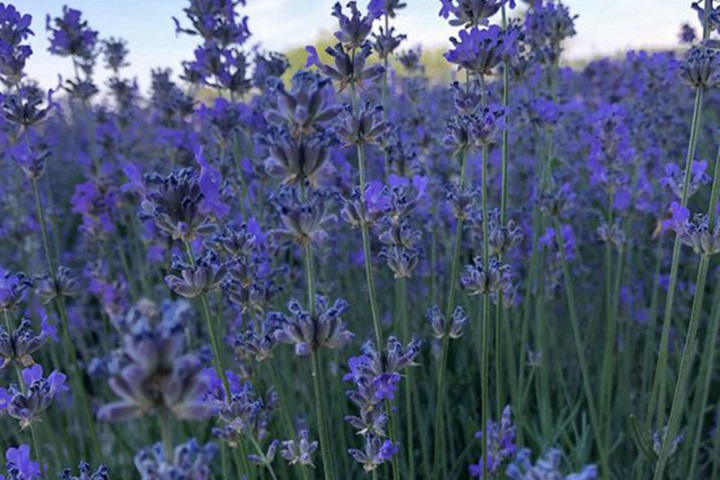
[5,445,41,480]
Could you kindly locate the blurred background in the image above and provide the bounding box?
[24,0,696,93]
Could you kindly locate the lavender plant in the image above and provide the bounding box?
[1,0,720,479]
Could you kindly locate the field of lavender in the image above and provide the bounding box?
[1,0,719,478]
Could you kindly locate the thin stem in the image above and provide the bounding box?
[648,85,705,431]
[311,349,334,480]
[183,241,231,397]
[500,3,510,225]
[30,424,44,476]
[32,179,55,277]
[432,148,468,478]
[480,137,491,480]
[235,441,252,479]
[554,219,610,480]
[159,410,173,462]
[480,293,491,480]
[600,192,615,449]
[248,435,279,480]
[350,103,384,348]
[397,278,415,479]
[304,243,316,313]
[652,255,710,480]
[687,144,720,478]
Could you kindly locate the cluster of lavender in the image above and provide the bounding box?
[2,0,720,479]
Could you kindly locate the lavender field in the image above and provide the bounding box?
[1,0,719,479]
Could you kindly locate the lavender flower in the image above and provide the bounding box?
[524,2,577,63]
[341,182,392,228]
[0,364,68,429]
[332,1,375,49]
[460,256,516,299]
[34,266,79,304]
[269,186,336,245]
[596,221,626,250]
[9,141,49,180]
[102,37,129,73]
[306,42,384,92]
[445,105,505,151]
[0,268,31,312]
[678,23,697,44]
[265,70,342,137]
[139,168,216,242]
[371,26,406,60]
[248,440,278,467]
[446,183,478,220]
[97,299,213,422]
[2,445,40,480]
[445,25,518,75]
[338,101,386,146]
[164,251,227,298]
[469,405,516,477]
[274,296,353,356]
[134,439,217,480]
[665,202,720,256]
[678,46,720,89]
[659,159,710,199]
[0,318,49,369]
[46,6,98,62]
[439,0,511,28]
[261,126,334,185]
[1,86,53,128]
[427,305,468,340]
[280,430,318,467]
[506,449,597,480]
[59,463,109,480]
[206,373,274,444]
[0,2,33,86]
[368,0,407,19]
[344,337,420,437]
[652,426,684,459]
[348,435,398,472]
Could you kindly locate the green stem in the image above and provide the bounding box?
[479,137,491,480]
[480,293,491,480]
[397,278,415,479]
[648,85,705,431]
[235,441,252,479]
[600,193,615,450]
[500,4,510,225]
[249,435,279,480]
[183,241,231,397]
[350,90,384,348]
[554,219,610,480]
[652,255,710,480]
[30,424,44,476]
[159,410,173,462]
[311,349,334,480]
[432,148,468,478]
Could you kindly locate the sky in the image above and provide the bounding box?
[20,0,697,93]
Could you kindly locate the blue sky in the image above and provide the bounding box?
[21,0,695,93]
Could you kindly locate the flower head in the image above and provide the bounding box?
[4,445,41,480]
[134,439,217,480]
[280,430,319,467]
[332,1,375,49]
[274,296,353,355]
[1,364,68,429]
[506,449,597,480]
[445,25,517,75]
